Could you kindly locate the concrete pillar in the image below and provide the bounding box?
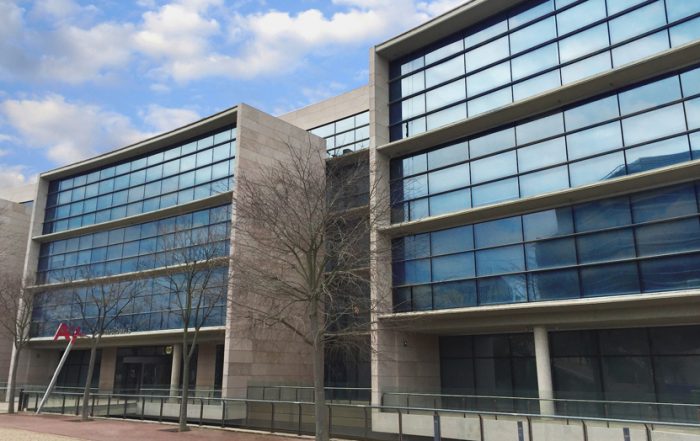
[170,344,182,397]
[534,326,555,416]
[195,343,217,392]
[98,347,117,392]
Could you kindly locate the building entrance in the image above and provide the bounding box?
[114,347,172,392]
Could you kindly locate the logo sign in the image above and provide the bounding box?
[53,323,83,343]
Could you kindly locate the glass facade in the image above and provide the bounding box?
[390,65,700,223]
[441,325,700,419]
[30,266,228,337]
[310,111,370,157]
[43,127,236,234]
[389,0,700,140]
[37,205,230,284]
[392,181,700,312]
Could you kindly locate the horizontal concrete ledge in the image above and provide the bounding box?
[378,290,700,334]
[32,191,234,243]
[43,107,238,180]
[380,159,700,238]
[28,326,226,349]
[377,42,700,159]
[375,0,524,61]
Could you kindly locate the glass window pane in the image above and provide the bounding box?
[670,16,700,47]
[426,104,467,131]
[432,252,475,282]
[518,137,567,172]
[519,165,569,196]
[636,218,700,256]
[430,189,470,216]
[609,1,666,44]
[428,141,468,170]
[433,280,477,309]
[472,177,519,207]
[394,234,430,260]
[425,39,464,65]
[478,274,527,305]
[577,229,636,264]
[528,269,580,301]
[425,56,465,88]
[581,262,640,297]
[475,216,523,248]
[428,164,470,193]
[393,259,431,285]
[574,196,631,232]
[569,151,626,186]
[622,104,686,146]
[470,128,516,158]
[565,96,619,131]
[510,16,557,54]
[465,20,508,48]
[468,87,513,117]
[525,237,576,269]
[567,121,623,160]
[466,61,511,96]
[513,70,561,101]
[557,0,606,35]
[432,226,474,255]
[517,113,564,145]
[426,79,466,112]
[466,36,509,71]
[511,43,559,81]
[666,0,700,21]
[477,246,524,276]
[619,77,682,115]
[523,207,574,240]
[471,151,517,184]
[625,135,691,174]
[510,0,554,28]
[631,183,697,223]
[612,31,670,68]
[640,253,700,292]
[685,97,700,130]
[561,52,612,84]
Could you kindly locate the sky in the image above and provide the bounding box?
[0,0,466,190]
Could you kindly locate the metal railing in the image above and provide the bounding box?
[246,385,371,403]
[382,391,700,425]
[14,389,700,441]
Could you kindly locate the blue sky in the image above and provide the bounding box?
[0,0,463,189]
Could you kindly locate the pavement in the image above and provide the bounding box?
[0,413,304,441]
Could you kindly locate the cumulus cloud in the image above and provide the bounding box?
[140,104,201,133]
[0,164,35,189]
[0,0,468,84]
[1,95,148,165]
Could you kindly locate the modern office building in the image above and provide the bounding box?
[8,0,700,438]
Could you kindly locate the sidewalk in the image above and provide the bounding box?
[0,413,303,441]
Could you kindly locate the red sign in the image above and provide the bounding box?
[53,323,82,343]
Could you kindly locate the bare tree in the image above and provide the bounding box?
[71,273,141,421]
[155,212,230,432]
[0,274,33,413]
[230,141,389,441]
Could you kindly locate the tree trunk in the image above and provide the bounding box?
[81,344,98,421]
[7,345,21,414]
[178,337,190,432]
[310,309,328,441]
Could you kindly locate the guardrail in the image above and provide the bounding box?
[382,392,700,425]
[246,385,371,403]
[14,389,700,441]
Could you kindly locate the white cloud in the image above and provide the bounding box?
[0,164,35,189]
[1,94,149,165]
[140,104,201,133]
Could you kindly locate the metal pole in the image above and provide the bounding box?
[433,411,441,441]
[36,338,75,414]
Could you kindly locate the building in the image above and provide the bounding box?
[8,0,700,437]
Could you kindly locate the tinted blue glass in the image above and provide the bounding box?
[569,151,626,186]
[640,254,700,291]
[517,113,564,145]
[511,43,559,81]
[557,0,606,35]
[466,61,511,96]
[469,128,516,157]
[478,274,527,305]
[472,178,519,207]
[636,218,700,256]
[465,36,509,71]
[523,207,573,240]
[528,269,580,301]
[525,238,576,269]
[685,98,700,129]
[575,197,631,232]
[609,1,666,44]
[468,87,513,117]
[471,151,517,184]
[510,16,556,54]
[428,141,469,169]
[666,0,700,22]
[561,52,611,84]
[394,234,430,260]
[425,56,465,88]
[518,137,567,172]
[519,166,569,196]
[513,70,561,101]
[429,190,471,216]
[626,135,691,174]
[612,31,670,68]
[565,96,619,131]
[393,287,412,312]
[619,77,682,115]
[631,184,697,223]
[432,226,474,254]
[426,79,466,112]
[476,245,525,276]
[566,122,622,160]
[670,17,700,47]
[432,253,475,281]
[577,229,636,263]
[412,285,433,311]
[681,68,700,97]
[433,280,477,309]
[581,262,640,297]
[475,216,523,248]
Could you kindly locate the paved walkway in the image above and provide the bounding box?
[0,414,303,441]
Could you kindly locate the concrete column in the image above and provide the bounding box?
[534,326,555,416]
[195,343,217,392]
[98,347,117,392]
[170,344,182,397]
